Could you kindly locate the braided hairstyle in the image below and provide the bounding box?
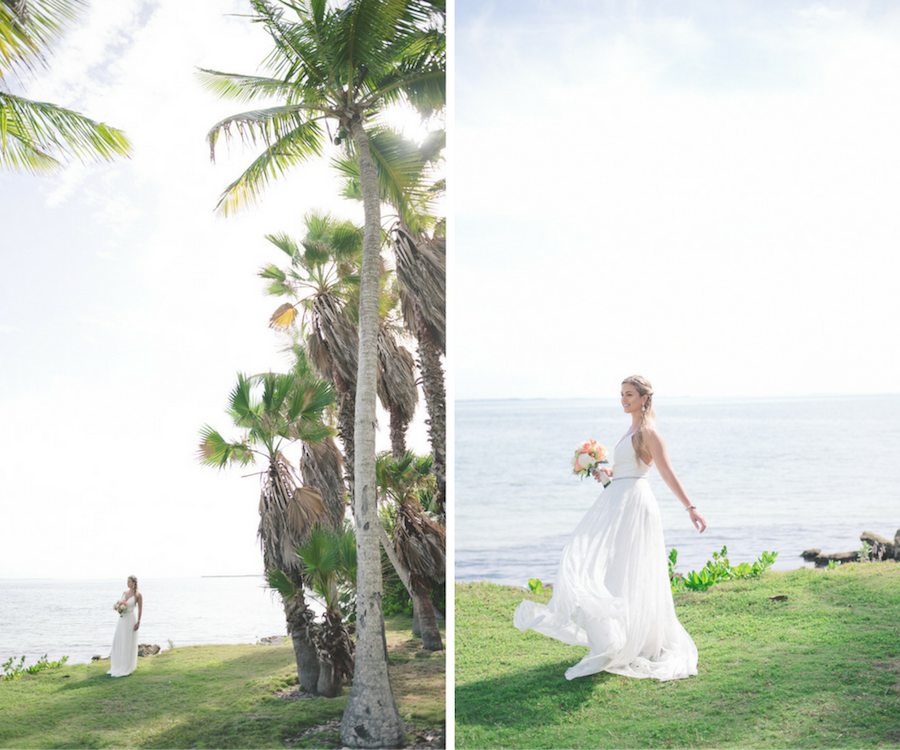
[622,375,656,465]
[128,575,139,600]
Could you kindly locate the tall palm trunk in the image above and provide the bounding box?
[341,117,405,748]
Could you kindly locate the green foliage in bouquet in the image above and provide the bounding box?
[669,546,778,593]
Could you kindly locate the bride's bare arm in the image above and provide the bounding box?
[644,427,706,533]
[134,593,143,632]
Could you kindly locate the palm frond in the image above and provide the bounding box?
[209,111,327,215]
[393,496,445,586]
[0,91,131,173]
[197,425,255,468]
[0,0,84,74]
[295,524,342,605]
[333,125,437,231]
[265,567,298,601]
[228,373,259,427]
[286,375,335,423]
[251,0,339,101]
[269,302,300,329]
[195,68,299,104]
[264,231,302,260]
[376,327,417,422]
[392,226,445,350]
[287,485,326,539]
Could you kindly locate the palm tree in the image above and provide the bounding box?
[198,370,335,693]
[375,451,444,651]
[393,227,445,515]
[267,522,357,698]
[261,215,362,499]
[198,2,443,740]
[1,0,131,173]
[296,524,357,697]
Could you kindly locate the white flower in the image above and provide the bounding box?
[576,453,594,470]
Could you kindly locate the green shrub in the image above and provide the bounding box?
[669,546,778,592]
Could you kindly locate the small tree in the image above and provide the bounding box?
[198,370,335,691]
[375,451,444,651]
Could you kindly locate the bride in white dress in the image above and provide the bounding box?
[108,575,143,677]
[514,376,707,681]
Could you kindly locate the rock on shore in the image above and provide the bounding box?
[801,528,900,567]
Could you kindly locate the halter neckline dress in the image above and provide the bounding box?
[513,433,698,680]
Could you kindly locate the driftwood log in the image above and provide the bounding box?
[801,529,900,567]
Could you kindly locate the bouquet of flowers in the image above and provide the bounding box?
[114,600,128,616]
[572,439,610,486]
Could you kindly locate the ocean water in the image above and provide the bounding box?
[455,394,900,586]
[0,576,297,668]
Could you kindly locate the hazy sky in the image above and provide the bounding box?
[1,0,430,579]
[455,0,900,400]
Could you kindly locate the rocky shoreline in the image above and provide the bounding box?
[801,529,900,567]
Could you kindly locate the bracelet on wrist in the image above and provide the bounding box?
[684,505,696,512]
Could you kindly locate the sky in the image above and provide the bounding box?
[455,0,900,401]
[0,0,432,579]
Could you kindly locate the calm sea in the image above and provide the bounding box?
[455,394,900,586]
[0,576,297,668]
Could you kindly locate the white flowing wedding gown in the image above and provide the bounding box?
[513,433,698,681]
[107,596,138,677]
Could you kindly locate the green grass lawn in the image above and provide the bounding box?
[0,614,444,749]
[456,563,900,749]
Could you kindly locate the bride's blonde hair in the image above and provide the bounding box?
[128,575,139,598]
[622,375,655,464]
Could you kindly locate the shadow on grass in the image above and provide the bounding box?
[4,639,444,749]
[456,659,609,731]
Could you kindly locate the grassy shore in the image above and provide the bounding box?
[0,614,444,749]
[456,563,900,749]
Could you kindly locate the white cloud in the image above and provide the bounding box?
[455,2,900,400]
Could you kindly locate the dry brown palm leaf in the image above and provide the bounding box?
[288,485,327,538]
[394,227,445,352]
[269,302,299,329]
[376,329,418,423]
[312,295,358,388]
[394,500,446,586]
[301,438,346,529]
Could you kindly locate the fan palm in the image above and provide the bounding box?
[375,450,444,651]
[393,226,445,515]
[262,214,361,498]
[198,370,335,692]
[198,1,443,740]
[0,0,131,173]
[296,524,357,697]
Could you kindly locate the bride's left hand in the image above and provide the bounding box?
[133,622,140,632]
[689,508,706,533]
